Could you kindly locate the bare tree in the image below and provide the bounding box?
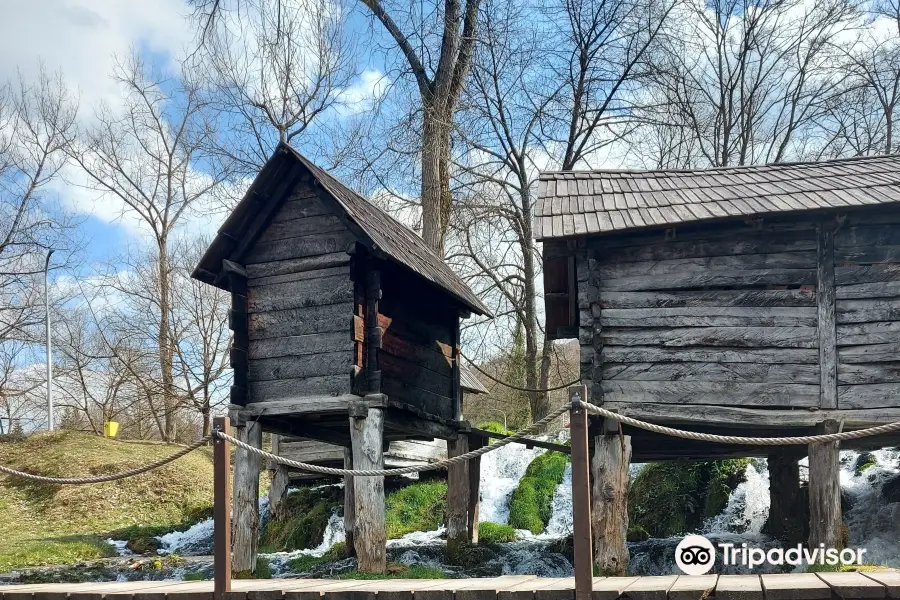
[0,69,78,343]
[68,54,228,441]
[642,0,856,167]
[357,0,483,252]
[200,0,360,178]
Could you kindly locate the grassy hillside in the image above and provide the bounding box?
[0,431,214,572]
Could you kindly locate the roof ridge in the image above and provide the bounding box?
[539,153,900,179]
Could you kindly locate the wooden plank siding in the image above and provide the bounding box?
[245,190,355,402]
[579,219,824,410]
[377,264,459,421]
[835,220,900,407]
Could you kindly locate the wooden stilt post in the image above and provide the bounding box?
[569,385,593,600]
[592,419,631,576]
[213,416,231,600]
[232,420,261,575]
[467,434,483,544]
[349,400,386,572]
[267,435,289,522]
[343,446,356,556]
[765,449,804,545]
[446,433,471,558]
[809,419,841,549]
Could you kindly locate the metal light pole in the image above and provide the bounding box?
[44,249,54,431]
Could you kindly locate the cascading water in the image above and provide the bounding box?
[124,443,900,579]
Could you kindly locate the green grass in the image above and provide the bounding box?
[477,421,513,438]
[478,522,516,544]
[508,451,569,534]
[0,431,214,571]
[334,565,448,580]
[288,542,348,572]
[385,481,447,539]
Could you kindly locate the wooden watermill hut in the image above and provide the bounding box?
[536,155,900,575]
[193,143,492,573]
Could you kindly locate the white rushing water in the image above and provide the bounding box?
[142,440,900,578]
[478,442,545,524]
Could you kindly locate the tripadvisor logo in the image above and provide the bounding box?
[675,534,869,574]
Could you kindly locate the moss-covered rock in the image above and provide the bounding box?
[478,522,516,544]
[264,485,343,552]
[508,451,569,534]
[626,525,650,542]
[477,422,513,437]
[628,459,749,538]
[385,481,447,539]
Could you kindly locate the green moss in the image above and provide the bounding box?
[628,459,749,538]
[264,485,343,551]
[626,526,650,542]
[334,565,448,580]
[508,451,569,534]
[288,542,349,573]
[385,481,447,539]
[183,572,206,581]
[234,558,271,581]
[478,522,516,544]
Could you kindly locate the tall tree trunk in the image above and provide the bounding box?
[421,106,453,254]
[157,241,176,442]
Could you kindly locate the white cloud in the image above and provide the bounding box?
[0,0,193,115]
[336,69,389,115]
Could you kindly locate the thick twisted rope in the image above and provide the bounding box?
[578,401,900,445]
[0,436,211,484]
[217,402,572,476]
[459,352,580,393]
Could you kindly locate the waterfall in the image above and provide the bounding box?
[703,461,771,535]
[842,449,900,567]
[477,442,545,524]
[544,462,573,537]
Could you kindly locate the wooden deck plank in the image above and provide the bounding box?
[816,572,887,599]
[715,575,763,600]
[592,576,637,600]
[862,572,900,599]
[760,574,831,600]
[667,575,717,600]
[621,575,678,600]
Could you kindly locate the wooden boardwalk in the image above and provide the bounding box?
[3,573,900,600]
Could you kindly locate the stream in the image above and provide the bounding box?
[7,443,898,582]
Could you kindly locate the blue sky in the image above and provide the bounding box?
[1,0,388,272]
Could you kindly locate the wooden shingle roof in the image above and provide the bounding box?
[535,155,900,240]
[194,143,491,317]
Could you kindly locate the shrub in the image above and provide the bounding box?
[385,481,447,539]
[478,522,516,544]
[628,459,749,538]
[508,451,569,534]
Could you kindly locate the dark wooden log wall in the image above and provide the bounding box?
[377,264,459,421]
[572,216,825,411]
[835,209,900,408]
[244,184,356,403]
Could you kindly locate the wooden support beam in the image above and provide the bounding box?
[349,402,386,573]
[467,435,483,544]
[592,422,631,576]
[267,435,289,522]
[227,264,250,407]
[446,434,470,557]
[366,264,382,395]
[764,449,805,545]
[809,419,841,549]
[343,447,356,557]
[817,222,837,409]
[232,420,261,575]
[470,428,571,454]
[213,417,231,600]
[569,386,592,600]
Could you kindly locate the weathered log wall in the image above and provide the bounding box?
[572,216,823,411]
[245,185,355,404]
[835,209,900,408]
[376,265,459,421]
[569,207,900,415]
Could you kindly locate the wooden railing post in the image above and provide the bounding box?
[213,416,232,599]
[570,385,593,600]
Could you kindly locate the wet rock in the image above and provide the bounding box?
[882,473,900,503]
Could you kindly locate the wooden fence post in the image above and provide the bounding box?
[570,385,593,600]
[213,416,231,600]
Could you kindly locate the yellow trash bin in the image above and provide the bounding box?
[103,421,120,438]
